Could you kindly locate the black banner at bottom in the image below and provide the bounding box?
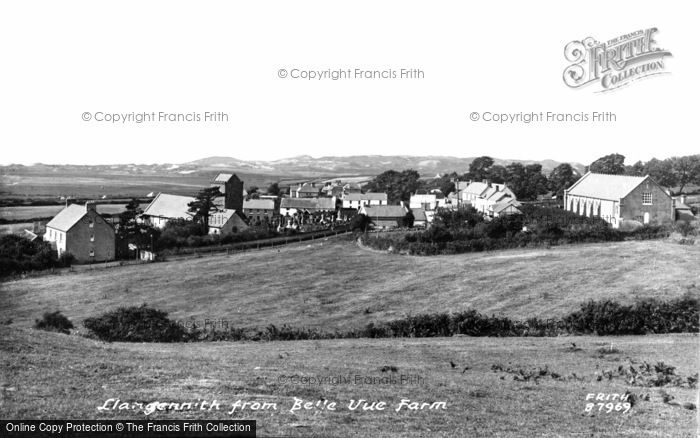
[1,420,256,437]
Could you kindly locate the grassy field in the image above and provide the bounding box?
[1,237,699,332]
[1,237,698,436]
[0,204,129,221]
[0,168,280,201]
[1,327,697,437]
[0,222,34,236]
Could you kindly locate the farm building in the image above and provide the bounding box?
[243,198,277,223]
[290,183,324,198]
[409,192,449,211]
[490,199,522,217]
[208,210,249,235]
[360,205,409,229]
[43,202,115,263]
[673,195,695,221]
[563,172,673,228]
[279,197,337,216]
[411,208,429,227]
[342,193,388,209]
[140,193,195,228]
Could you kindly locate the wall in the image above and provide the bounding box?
[65,210,115,262]
[621,179,673,225]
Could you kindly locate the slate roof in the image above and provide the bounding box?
[344,193,388,201]
[411,208,428,221]
[492,200,521,214]
[280,197,336,210]
[141,193,195,220]
[566,172,653,201]
[363,205,408,218]
[461,181,489,195]
[45,204,88,232]
[297,184,323,193]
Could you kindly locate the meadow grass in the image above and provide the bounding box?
[1,327,697,437]
[1,238,698,332]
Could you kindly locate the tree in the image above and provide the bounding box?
[351,213,373,232]
[505,163,549,200]
[487,165,509,184]
[118,198,142,237]
[402,209,415,228]
[267,182,281,197]
[588,153,626,175]
[548,163,580,199]
[467,156,494,181]
[642,158,676,187]
[432,206,483,230]
[187,187,221,233]
[439,179,456,197]
[364,169,421,204]
[669,155,700,194]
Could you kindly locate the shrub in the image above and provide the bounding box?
[0,235,73,277]
[83,305,188,342]
[34,311,74,334]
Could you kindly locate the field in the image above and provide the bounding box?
[1,327,697,437]
[0,204,129,222]
[1,238,698,436]
[0,167,282,202]
[1,238,698,331]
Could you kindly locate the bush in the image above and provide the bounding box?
[0,235,73,277]
[83,305,188,342]
[563,297,699,335]
[362,205,671,256]
[34,311,74,334]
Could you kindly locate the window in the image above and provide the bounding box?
[642,193,652,205]
[90,234,95,242]
[89,221,94,228]
[89,250,95,257]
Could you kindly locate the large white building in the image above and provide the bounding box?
[342,193,388,209]
[564,172,673,228]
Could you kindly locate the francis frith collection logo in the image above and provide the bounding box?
[563,28,672,92]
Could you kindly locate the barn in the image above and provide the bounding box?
[564,172,673,228]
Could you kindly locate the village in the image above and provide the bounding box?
[33,167,695,265]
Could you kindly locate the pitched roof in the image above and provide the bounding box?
[566,172,654,201]
[297,184,322,193]
[141,193,195,220]
[243,199,275,210]
[213,173,236,183]
[46,204,87,232]
[280,197,336,210]
[492,199,521,214]
[462,182,489,195]
[345,193,388,201]
[410,208,427,221]
[363,205,408,218]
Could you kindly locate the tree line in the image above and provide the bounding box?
[364,154,700,203]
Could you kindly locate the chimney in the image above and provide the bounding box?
[680,194,687,204]
[86,201,97,212]
[482,179,488,184]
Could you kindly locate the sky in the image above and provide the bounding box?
[0,1,697,166]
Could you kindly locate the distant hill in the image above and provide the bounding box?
[0,156,585,185]
[183,155,586,177]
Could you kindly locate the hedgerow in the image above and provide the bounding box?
[80,297,698,343]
